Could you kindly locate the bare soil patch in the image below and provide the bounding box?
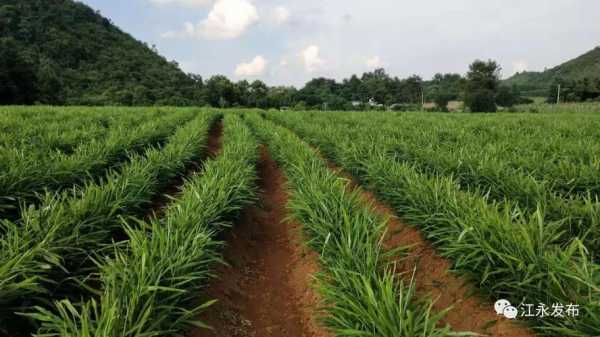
[190,146,332,337]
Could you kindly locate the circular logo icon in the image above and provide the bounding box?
[503,306,519,319]
[494,299,511,315]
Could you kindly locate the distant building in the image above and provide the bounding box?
[368,98,384,109]
[448,101,463,111]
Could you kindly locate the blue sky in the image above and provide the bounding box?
[80,0,600,87]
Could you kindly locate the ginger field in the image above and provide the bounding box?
[0,107,599,337]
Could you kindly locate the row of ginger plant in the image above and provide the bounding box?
[245,113,461,337]
[272,111,600,255]
[29,114,259,336]
[0,110,217,333]
[268,111,599,337]
[1,107,198,220]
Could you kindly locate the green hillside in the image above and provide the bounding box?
[0,0,201,105]
[505,47,600,97]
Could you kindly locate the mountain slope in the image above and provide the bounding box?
[505,47,600,96]
[0,0,201,105]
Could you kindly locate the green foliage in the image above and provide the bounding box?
[0,38,38,104]
[245,114,455,337]
[513,102,600,114]
[0,111,217,333]
[547,78,600,103]
[467,89,497,112]
[0,0,457,110]
[32,114,258,337]
[203,75,236,108]
[269,110,600,336]
[0,0,200,105]
[425,73,464,102]
[464,60,501,112]
[0,0,435,111]
[0,107,196,220]
[433,90,453,111]
[505,46,600,98]
[495,85,521,107]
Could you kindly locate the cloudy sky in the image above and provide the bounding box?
[80,0,600,87]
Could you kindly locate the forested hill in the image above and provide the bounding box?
[505,47,600,97]
[0,0,201,105]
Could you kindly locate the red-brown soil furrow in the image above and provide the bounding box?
[190,146,332,337]
[322,159,535,337]
[205,119,223,158]
[146,119,223,220]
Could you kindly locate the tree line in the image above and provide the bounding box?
[0,37,527,113]
[1,1,530,112]
[547,78,600,104]
[187,60,528,112]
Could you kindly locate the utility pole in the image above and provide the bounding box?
[556,84,561,104]
[421,88,425,111]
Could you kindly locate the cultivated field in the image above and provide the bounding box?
[0,107,598,337]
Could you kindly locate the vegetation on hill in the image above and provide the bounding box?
[505,47,600,101]
[0,0,595,109]
[0,0,201,105]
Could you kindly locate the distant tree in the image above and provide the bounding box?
[434,90,453,112]
[235,80,250,106]
[249,80,269,108]
[293,101,307,111]
[189,73,205,105]
[496,85,519,107]
[361,68,392,104]
[341,75,362,101]
[547,77,600,103]
[0,38,38,104]
[403,75,424,104]
[469,90,497,113]
[204,75,236,107]
[297,78,342,107]
[36,56,65,104]
[266,86,296,108]
[465,59,501,112]
[425,73,464,102]
[325,95,347,110]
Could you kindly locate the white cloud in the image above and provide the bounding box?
[160,0,258,40]
[160,21,196,38]
[273,6,290,25]
[302,45,324,73]
[149,0,212,7]
[235,55,268,76]
[511,60,528,75]
[200,0,259,39]
[366,56,383,69]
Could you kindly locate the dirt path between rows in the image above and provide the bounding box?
[323,160,535,337]
[190,146,332,337]
[146,119,223,220]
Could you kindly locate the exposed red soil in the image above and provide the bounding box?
[205,120,224,158]
[323,160,535,337]
[146,119,223,220]
[190,146,332,337]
